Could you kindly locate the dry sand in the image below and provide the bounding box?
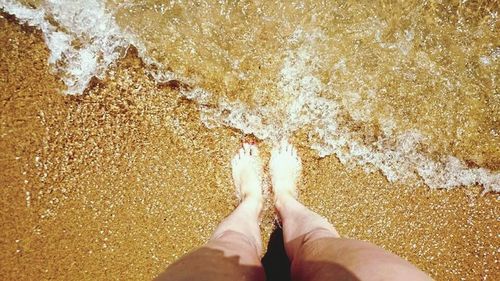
[0,14,499,280]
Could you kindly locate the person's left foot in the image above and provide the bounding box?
[231,143,263,203]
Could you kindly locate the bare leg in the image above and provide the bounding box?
[270,142,432,281]
[155,144,265,281]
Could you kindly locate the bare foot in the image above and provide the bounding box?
[269,141,302,200]
[231,143,263,203]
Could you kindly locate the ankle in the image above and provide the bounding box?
[275,193,295,209]
[241,196,263,215]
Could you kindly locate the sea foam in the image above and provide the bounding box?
[1,0,133,94]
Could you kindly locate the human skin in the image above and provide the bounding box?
[155,142,432,281]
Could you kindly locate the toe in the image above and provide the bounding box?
[283,142,289,154]
[250,145,258,156]
[270,146,278,160]
[280,140,288,153]
[243,143,251,155]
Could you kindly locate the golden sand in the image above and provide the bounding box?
[0,13,499,281]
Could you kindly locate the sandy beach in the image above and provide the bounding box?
[1,10,499,281]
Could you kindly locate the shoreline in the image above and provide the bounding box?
[0,14,498,280]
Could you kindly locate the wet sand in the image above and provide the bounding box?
[0,14,499,281]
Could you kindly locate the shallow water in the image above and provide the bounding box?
[0,1,499,280]
[2,0,499,191]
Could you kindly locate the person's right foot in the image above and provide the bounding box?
[231,143,263,202]
[269,141,302,200]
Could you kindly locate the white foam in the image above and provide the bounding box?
[1,0,134,94]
